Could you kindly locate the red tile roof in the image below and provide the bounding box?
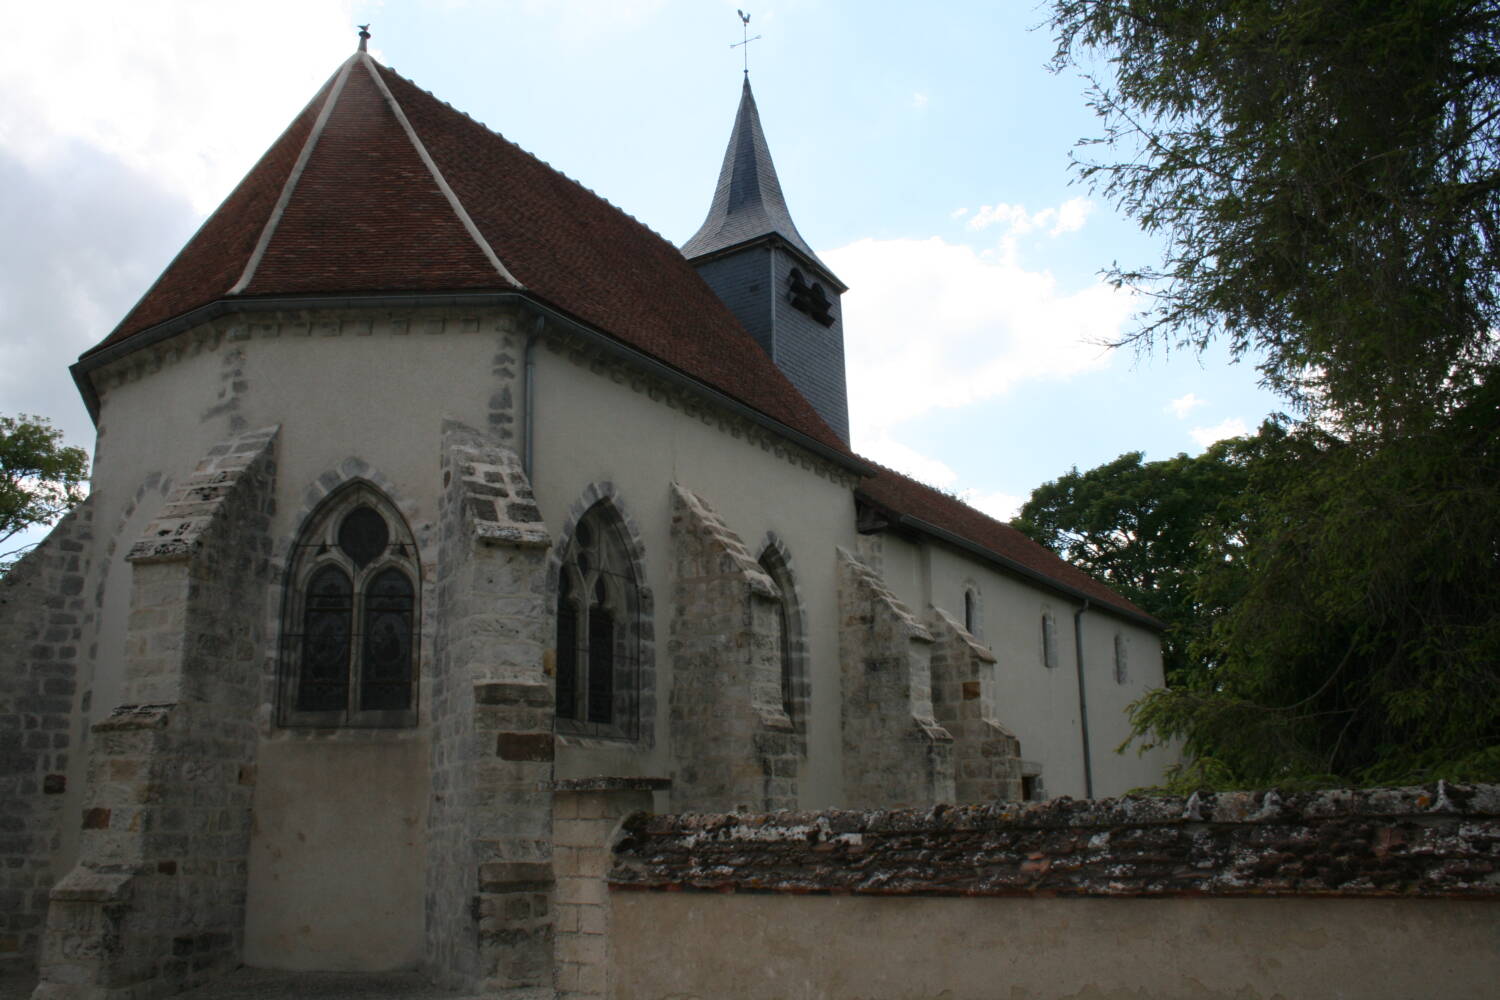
[857,463,1157,626]
[82,50,1146,620]
[83,53,846,455]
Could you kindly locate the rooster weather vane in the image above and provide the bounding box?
[731,10,761,77]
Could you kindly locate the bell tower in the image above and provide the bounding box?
[682,79,851,443]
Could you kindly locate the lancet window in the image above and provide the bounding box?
[280,484,420,728]
[555,502,641,738]
[757,540,805,727]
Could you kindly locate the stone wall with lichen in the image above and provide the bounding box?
[0,501,93,970]
[612,783,1500,897]
[607,784,1500,1000]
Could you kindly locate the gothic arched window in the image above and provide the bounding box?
[555,502,640,738]
[757,540,806,727]
[280,484,420,727]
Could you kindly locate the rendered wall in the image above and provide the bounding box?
[530,335,860,807]
[876,535,1173,799]
[609,784,1500,1000]
[610,893,1497,1000]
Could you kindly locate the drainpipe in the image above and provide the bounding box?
[521,315,543,481]
[1073,599,1095,799]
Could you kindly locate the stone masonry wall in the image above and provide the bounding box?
[0,501,94,969]
[611,783,1500,897]
[668,486,799,813]
[836,548,953,808]
[35,426,278,1000]
[552,781,661,1000]
[428,422,554,997]
[927,608,1023,804]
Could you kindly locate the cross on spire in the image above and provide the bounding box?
[731,10,761,78]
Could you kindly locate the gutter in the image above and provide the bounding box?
[883,509,1161,632]
[1073,599,1095,800]
[69,292,873,481]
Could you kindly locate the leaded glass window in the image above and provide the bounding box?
[281,484,421,727]
[555,501,639,738]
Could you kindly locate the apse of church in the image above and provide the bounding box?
[0,37,1170,999]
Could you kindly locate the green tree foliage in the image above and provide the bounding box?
[1044,1,1500,788]
[1050,0,1500,430]
[1,414,90,570]
[1012,429,1269,682]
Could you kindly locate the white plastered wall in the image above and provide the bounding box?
[529,339,860,808]
[878,536,1174,799]
[76,312,518,970]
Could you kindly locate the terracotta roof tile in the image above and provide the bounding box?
[856,463,1156,626]
[79,51,1142,615]
[245,59,501,296]
[82,54,847,455]
[99,73,333,342]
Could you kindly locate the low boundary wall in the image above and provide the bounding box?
[607,784,1500,999]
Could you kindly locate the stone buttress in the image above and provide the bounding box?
[34,426,279,1000]
[428,422,554,998]
[837,548,954,808]
[667,486,801,812]
[927,608,1023,803]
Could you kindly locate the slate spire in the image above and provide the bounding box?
[682,78,831,274]
[682,78,850,444]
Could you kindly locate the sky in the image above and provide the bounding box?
[0,0,1285,552]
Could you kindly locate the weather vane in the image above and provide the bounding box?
[731,10,761,78]
[357,24,371,52]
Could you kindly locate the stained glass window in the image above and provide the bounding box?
[282,485,420,727]
[298,566,352,712]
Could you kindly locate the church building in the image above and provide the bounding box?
[0,35,1171,1000]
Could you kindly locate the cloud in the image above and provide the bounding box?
[959,489,1026,523]
[1049,197,1094,236]
[949,207,970,220]
[965,197,1094,238]
[1,1,358,213]
[1189,417,1249,448]
[0,142,199,447]
[1166,392,1206,419]
[822,235,1135,443]
[859,436,958,490]
[909,91,930,110]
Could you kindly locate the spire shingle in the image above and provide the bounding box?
[682,79,830,274]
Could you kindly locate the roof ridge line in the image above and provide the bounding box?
[228,53,359,297]
[360,55,523,290]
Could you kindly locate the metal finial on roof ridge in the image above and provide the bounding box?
[357,24,371,52]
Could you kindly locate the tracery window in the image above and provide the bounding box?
[555,502,640,738]
[280,484,420,728]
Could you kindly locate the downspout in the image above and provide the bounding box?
[521,314,543,482]
[1073,599,1095,799]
